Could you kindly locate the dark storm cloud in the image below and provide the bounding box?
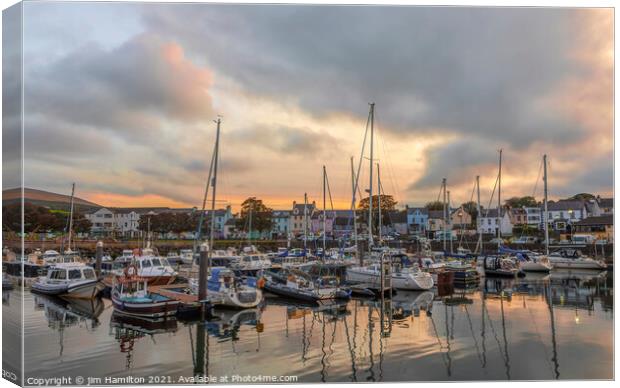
[140,5,587,147]
[24,33,214,143]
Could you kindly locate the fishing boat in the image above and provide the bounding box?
[263,268,349,302]
[31,263,104,299]
[548,249,607,270]
[482,256,525,278]
[130,249,177,285]
[189,267,262,309]
[111,265,179,318]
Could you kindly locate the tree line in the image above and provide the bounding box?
[2,202,91,234]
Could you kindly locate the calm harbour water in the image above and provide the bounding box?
[3,269,613,383]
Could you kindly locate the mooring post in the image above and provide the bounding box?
[198,242,209,318]
[95,241,103,277]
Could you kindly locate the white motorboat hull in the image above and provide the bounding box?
[392,272,434,290]
[64,280,105,299]
[520,261,553,272]
[346,267,434,290]
[548,258,607,270]
[210,288,263,309]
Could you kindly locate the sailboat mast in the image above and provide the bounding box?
[208,118,221,268]
[304,192,308,254]
[497,149,503,250]
[67,183,75,252]
[350,157,359,263]
[448,190,453,254]
[323,166,327,259]
[442,178,447,251]
[543,154,549,256]
[476,176,483,254]
[377,163,382,246]
[368,103,375,255]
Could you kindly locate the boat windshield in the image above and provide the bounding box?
[83,268,96,279]
[151,258,162,266]
[161,258,170,266]
[49,269,67,280]
[142,260,152,268]
[69,269,82,279]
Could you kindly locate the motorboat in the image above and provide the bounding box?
[347,262,434,291]
[231,254,272,274]
[31,263,104,299]
[116,249,134,263]
[499,246,552,272]
[123,248,177,285]
[263,268,350,302]
[179,249,195,265]
[548,248,607,270]
[189,267,262,309]
[482,256,525,278]
[111,265,179,318]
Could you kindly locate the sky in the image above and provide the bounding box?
[2,3,613,211]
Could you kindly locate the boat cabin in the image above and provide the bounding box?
[46,264,97,283]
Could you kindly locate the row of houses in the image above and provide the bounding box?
[84,196,613,241]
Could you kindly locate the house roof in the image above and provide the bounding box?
[427,210,444,219]
[480,208,506,218]
[272,210,291,218]
[292,203,315,215]
[547,200,584,211]
[573,215,613,226]
[406,207,428,215]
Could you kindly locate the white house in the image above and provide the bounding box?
[85,208,117,235]
[545,200,587,227]
[477,209,513,236]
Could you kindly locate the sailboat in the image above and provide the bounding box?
[481,150,524,277]
[190,118,263,308]
[516,155,553,272]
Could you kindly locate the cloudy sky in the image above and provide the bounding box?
[3,3,613,210]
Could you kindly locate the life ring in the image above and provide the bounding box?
[125,264,138,278]
[257,277,266,289]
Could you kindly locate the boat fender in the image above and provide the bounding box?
[257,277,266,289]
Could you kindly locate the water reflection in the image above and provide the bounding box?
[17,270,612,382]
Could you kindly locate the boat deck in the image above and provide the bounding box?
[149,283,198,303]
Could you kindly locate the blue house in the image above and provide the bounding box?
[406,206,428,234]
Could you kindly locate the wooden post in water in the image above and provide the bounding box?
[198,242,209,317]
[95,241,103,277]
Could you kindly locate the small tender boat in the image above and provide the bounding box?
[111,265,179,318]
[189,267,262,309]
[31,263,104,299]
[482,256,525,278]
[548,249,607,270]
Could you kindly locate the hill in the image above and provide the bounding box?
[2,187,102,212]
